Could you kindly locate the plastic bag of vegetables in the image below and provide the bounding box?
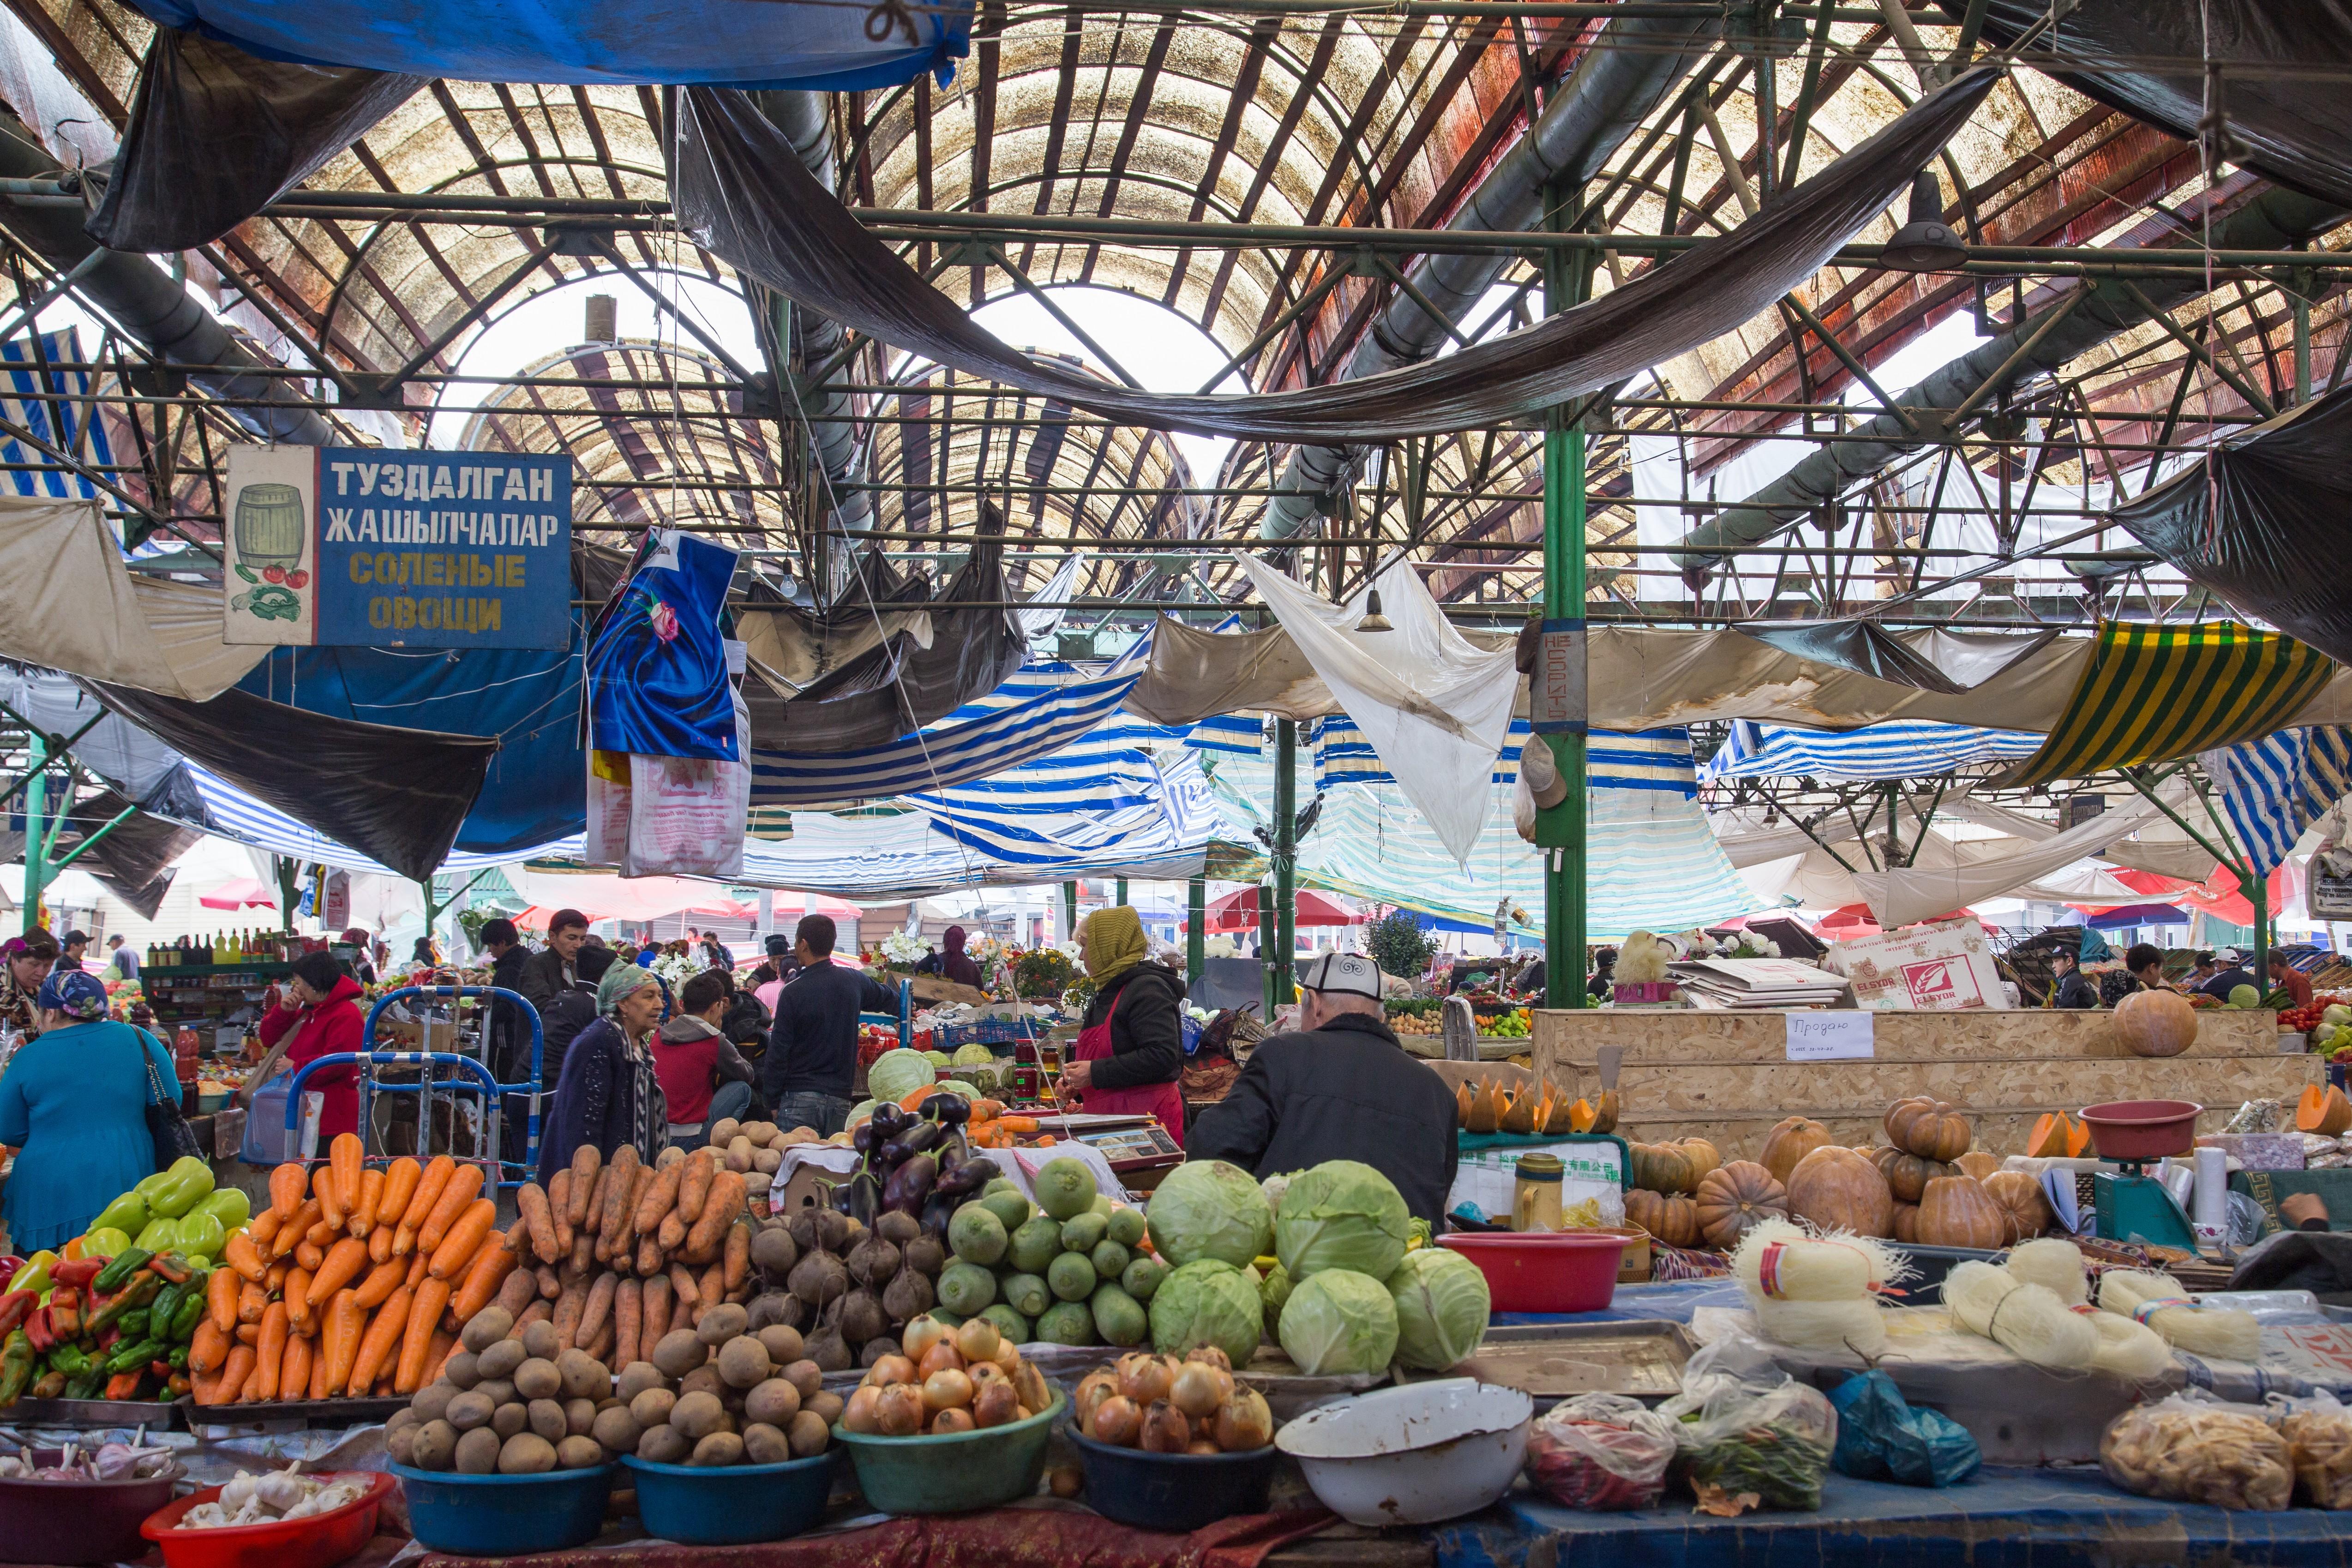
[1523,1393,1680,1510]
[1657,1368,1837,1514]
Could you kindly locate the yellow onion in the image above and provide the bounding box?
[1117,1352,1175,1406]
[901,1317,948,1362]
[923,1367,974,1412]
[1213,1388,1274,1452]
[1187,1439,1221,1455]
[1074,1369,1121,1430]
[842,1386,885,1434]
[1183,1344,1232,1371]
[1139,1399,1194,1453]
[955,1318,1002,1364]
[875,1382,925,1436]
[918,1340,966,1378]
[972,1381,1020,1428]
[930,1406,976,1435]
[1089,1394,1142,1446]
[866,1354,916,1388]
[1170,1363,1223,1419]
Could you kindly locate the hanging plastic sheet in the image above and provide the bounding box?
[86,678,496,881]
[1733,621,1967,694]
[585,529,739,761]
[1956,0,2352,209]
[668,70,1997,443]
[47,788,198,919]
[85,29,425,252]
[118,0,972,91]
[2202,727,2352,877]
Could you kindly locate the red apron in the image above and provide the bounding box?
[1069,980,1186,1148]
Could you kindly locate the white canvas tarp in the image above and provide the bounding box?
[1853,785,2186,926]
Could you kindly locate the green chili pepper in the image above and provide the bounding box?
[167,1344,187,1369]
[168,1291,205,1342]
[0,1329,32,1407]
[46,1343,93,1377]
[63,1368,103,1401]
[117,1308,151,1339]
[86,1270,161,1334]
[104,1338,162,1376]
[90,1248,151,1295]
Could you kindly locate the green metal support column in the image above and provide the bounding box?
[1062,880,1079,943]
[1273,718,1297,1002]
[1538,182,1591,1007]
[1185,875,1206,986]
[19,729,45,936]
[1116,878,1128,906]
[1256,883,1277,1017]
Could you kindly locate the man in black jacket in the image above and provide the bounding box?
[519,908,589,1009]
[1188,951,1458,1226]
[765,914,898,1136]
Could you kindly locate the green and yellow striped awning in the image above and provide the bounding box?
[1998,621,2337,788]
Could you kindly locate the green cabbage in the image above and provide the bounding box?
[1145,1159,1273,1268]
[1147,1260,1263,1364]
[1277,1269,1398,1375]
[950,1043,997,1066]
[1260,1262,1294,1338]
[867,1049,936,1105]
[1386,1248,1490,1370]
[845,1099,878,1129]
[1275,1161,1410,1280]
[2230,985,2260,1008]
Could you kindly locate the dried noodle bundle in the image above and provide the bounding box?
[2097,1269,2262,1362]
[2002,1237,2089,1306]
[1943,1261,2096,1370]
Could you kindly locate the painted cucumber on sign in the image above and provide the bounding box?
[222,445,571,648]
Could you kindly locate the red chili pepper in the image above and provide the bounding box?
[22,1307,54,1354]
[0,1294,30,1338]
[103,1369,144,1401]
[52,1258,105,1289]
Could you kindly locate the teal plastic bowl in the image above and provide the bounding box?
[832,1391,1065,1514]
[620,1450,838,1544]
[389,1463,614,1556]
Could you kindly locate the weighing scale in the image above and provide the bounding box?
[2083,1099,2201,1251]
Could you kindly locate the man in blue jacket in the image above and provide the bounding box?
[764,915,897,1136]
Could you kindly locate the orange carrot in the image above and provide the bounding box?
[424,1327,458,1386]
[429,1198,498,1281]
[272,1199,320,1258]
[517,1182,558,1263]
[397,1277,450,1393]
[349,1167,385,1238]
[329,1132,364,1226]
[294,1241,324,1274]
[675,1152,715,1226]
[313,1160,345,1232]
[247,1208,284,1252]
[451,1238,518,1322]
[191,1366,228,1407]
[352,1256,406,1309]
[308,1334,334,1400]
[283,1268,315,1333]
[405,1252,431,1288]
[377,1157,422,1238]
[278,1329,312,1406]
[368,1222,394,1265]
[349,1288,410,1394]
[565,1144,601,1229]
[612,1277,642,1370]
[547,1168,574,1254]
[322,1289,366,1396]
[215,1344,255,1406]
[236,1279,269,1325]
[575,1271,618,1349]
[640,1273,671,1347]
[396,1155,455,1253]
[418,1162,483,1254]
[632,1159,683,1235]
[189,1318,230,1374]
[252,1302,288,1401]
[306,1236,370,1308]
[207,1265,242,1331]
[268,1161,307,1220]
[303,1217,337,1250]
[222,1230,268,1283]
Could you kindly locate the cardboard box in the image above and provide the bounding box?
[1824,918,2008,1011]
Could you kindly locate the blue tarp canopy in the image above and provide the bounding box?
[126,0,972,91]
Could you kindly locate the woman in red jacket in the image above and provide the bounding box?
[257,949,366,1139]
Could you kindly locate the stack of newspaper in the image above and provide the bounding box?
[1668,957,1852,1009]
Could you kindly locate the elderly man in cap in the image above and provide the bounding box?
[1187,952,1458,1226]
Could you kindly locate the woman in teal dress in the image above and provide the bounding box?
[0,970,176,1251]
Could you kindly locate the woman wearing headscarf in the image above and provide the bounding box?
[0,931,58,1038]
[1059,906,1188,1146]
[536,961,668,1184]
[0,970,180,1250]
[249,949,365,1140]
[938,925,984,989]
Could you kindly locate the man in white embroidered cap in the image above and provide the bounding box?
[1186,952,1458,1226]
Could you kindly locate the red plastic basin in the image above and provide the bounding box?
[1437,1230,1626,1313]
[2079,1099,2203,1161]
[140,1470,392,1568]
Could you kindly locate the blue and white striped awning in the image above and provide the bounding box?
[1313,718,1688,793]
[1187,714,1265,757]
[1701,719,2043,783]
[1,330,113,501]
[162,764,536,875]
[2204,727,2352,876]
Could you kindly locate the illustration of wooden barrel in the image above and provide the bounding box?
[234,482,306,569]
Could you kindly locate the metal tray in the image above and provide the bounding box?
[1396,1320,1693,1408]
[0,1396,181,1430]
[176,1394,409,1432]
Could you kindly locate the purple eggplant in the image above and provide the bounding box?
[851,1122,877,1155]
[840,1169,881,1225]
[880,1122,942,1163]
[870,1102,909,1137]
[881,1152,939,1215]
[919,1191,958,1241]
[934,1159,993,1201]
[920,1093,971,1126]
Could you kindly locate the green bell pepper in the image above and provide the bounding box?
[4,1252,54,1302]
[138,1157,214,1220]
[91,1248,152,1295]
[171,1211,225,1263]
[89,1190,150,1239]
[132,1216,179,1255]
[46,1343,93,1377]
[78,1228,134,1263]
[168,1289,206,1342]
[192,1187,251,1231]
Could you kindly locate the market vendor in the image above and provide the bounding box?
[1188,952,1458,1225]
[250,949,365,1139]
[2124,943,2173,994]
[2198,950,2257,1002]
[536,961,668,1183]
[935,925,984,988]
[1059,906,1188,1147]
[2270,953,2314,1011]
[0,970,181,1251]
[0,931,55,1037]
[655,969,760,1152]
[2049,946,2100,1009]
[519,907,588,1007]
[764,914,898,1137]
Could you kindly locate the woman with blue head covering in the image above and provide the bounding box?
[534,961,668,1185]
[0,968,181,1250]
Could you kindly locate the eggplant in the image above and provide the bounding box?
[919,1191,958,1241]
[870,1102,909,1137]
[838,1169,881,1226]
[851,1122,877,1155]
[880,1122,942,1163]
[933,1159,993,1201]
[921,1093,972,1126]
[881,1152,939,1215]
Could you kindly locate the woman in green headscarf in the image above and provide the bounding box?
[1061,906,1189,1145]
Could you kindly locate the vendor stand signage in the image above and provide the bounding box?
[222,445,570,648]
[1784,1011,1874,1061]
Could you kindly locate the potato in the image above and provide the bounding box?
[410,1382,457,1424]
[752,1147,783,1175]
[657,1146,685,1169]
[652,1329,708,1378]
[410,1419,458,1472]
[615,1361,667,1403]
[387,1406,422,1434]
[716,1337,771,1390]
[636,1423,691,1464]
[630,1387,678,1428]
[476,1339,527,1381]
[725,1136,755,1174]
[521,1320,562,1361]
[556,1435,605,1471]
[442,1350,481,1389]
[780,1359,823,1401]
[804,1391,843,1426]
[513,1357,563,1401]
[788,1411,830,1457]
[460,1307,515,1352]
[742,1121,776,1144]
[557,1349,610,1401]
[596,1396,624,1413]
[491,1402,530,1440]
[679,1365,725,1401]
[527,1398,569,1443]
[593,1405,642,1455]
[455,1427,502,1474]
[388,1424,418,1466]
[740,1421,792,1465]
[696,1304,749,1346]
[743,1377,801,1429]
[474,1378,516,1409]
[499,1432,558,1475]
[756,1325,804,1365]
[710,1117,743,1147]
[444,1389,497,1432]
[564,1397,599,1437]
[671,1389,729,1441]
[692,1430,746,1467]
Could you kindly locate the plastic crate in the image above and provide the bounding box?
[934,1018,1039,1050]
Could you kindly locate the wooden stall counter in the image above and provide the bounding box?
[1525,1005,2315,1160]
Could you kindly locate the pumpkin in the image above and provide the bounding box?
[2298,1083,2352,1137]
[1955,1151,2001,1181]
[1759,1117,1832,1186]
[1914,1175,2008,1250]
[1693,1161,1788,1250]
[1884,1097,1972,1162]
[1464,1080,1503,1134]
[1588,1089,1620,1135]
[2111,987,2199,1059]
[1673,1138,1722,1187]
[1543,1093,1580,1135]
[1500,1087,1544,1135]
[1891,1201,1919,1244]
[2026,1111,2091,1159]
[1878,1151,1959,1205]
[1785,1146,1894,1238]
[1455,1081,1475,1129]
[1624,1189,1702,1249]
[1628,1142,1698,1196]
[1981,1170,2053,1243]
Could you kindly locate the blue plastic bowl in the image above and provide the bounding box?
[1067,1429,1278,1532]
[390,1463,615,1557]
[620,1451,839,1544]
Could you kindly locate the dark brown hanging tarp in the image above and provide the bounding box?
[51,787,198,919]
[1734,621,1967,693]
[86,28,424,253]
[1953,1,2352,210]
[667,70,1996,443]
[2111,386,2352,667]
[84,680,497,880]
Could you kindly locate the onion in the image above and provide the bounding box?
[1183,1344,1232,1371]
[995,1340,1021,1374]
[969,1361,1008,1388]
[843,1386,885,1434]
[876,1383,925,1437]
[972,1382,1020,1429]
[918,1340,966,1379]
[901,1317,948,1362]
[1075,1370,1121,1432]
[1139,1399,1194,1453]
[1089,1395,1142,1447]
[1170,1364,1222,1419]
[923,1368,975,1412]
[955,1318,1002,1365]
[1117,1352,1174,1406]
[1187,1440,1222,1455]
[1213,1388,1273,1452]
[930,1407,976,1435]
[866,1354,917,1388]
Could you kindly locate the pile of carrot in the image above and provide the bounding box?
[188,1133,510,1406]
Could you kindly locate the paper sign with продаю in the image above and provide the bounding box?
[1785,1011,1874,1062]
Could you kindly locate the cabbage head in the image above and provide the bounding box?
[1277,1269,1398,1376]
[1146,1159,1273,1268]
[867,1049,936,1105]
[1148,1260,1264,1364]
[1275,1161,1410,1280]
[950,1043,997,1066]
[1260,1262,1294,1338]
[1386,1248,1490,1370]
[2229,985,2260,1009]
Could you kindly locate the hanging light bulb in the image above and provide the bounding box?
[1357,588,1394,631]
